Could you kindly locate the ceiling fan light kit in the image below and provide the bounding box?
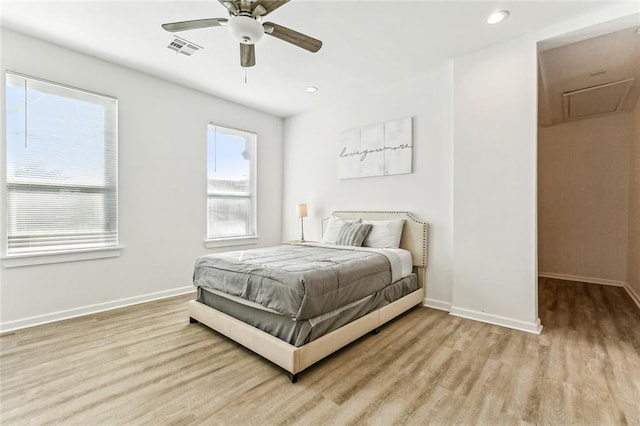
[229,15,264,44]
[161,0,322,68]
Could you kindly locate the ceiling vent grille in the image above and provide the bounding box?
[562,78,634,120]
[167,37,203,56]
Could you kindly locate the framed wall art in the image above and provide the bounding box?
[338,117,412,179]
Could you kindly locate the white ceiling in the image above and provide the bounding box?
[0,0,636,117]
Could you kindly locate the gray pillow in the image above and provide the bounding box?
[335,222,372,247]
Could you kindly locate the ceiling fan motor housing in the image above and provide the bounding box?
[229,15,264,44]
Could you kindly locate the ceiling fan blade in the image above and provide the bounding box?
[240,43,256,67]
[253,0,289,16]
[161,18,228,32]
[263,22,322,53]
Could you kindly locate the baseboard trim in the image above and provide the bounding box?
[538,272,626,287]
[625,283,640,311]
[449,306,542,335]
[423,298,452,312]
[0,286,195,334]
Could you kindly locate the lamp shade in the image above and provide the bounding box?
[296,204,308,218]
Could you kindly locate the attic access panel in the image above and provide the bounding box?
[562,78,634,120]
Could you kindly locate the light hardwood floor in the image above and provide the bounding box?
[1,278,639,425]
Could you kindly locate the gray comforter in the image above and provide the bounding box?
[193,244,392,321]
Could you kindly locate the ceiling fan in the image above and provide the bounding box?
[161,0,322,68]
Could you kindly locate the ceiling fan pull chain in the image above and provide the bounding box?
[244,67,248,84]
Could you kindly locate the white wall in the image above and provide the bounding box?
[282,64,454,309]
[451,36,541,333]
[0,30,284,330]
[538,113,633,284]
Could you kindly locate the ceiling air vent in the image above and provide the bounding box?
[562,78,634,120]
[167,37,203,56]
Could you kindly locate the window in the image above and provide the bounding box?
[207,124,256,240]
[5,73,118,256]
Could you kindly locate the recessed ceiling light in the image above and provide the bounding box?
[487,10,509,25]
[306,86,318,93]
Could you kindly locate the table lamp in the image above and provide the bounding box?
[296,204,308,242]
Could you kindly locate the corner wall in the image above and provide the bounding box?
[0,30,284,330]
[451,36,540,333]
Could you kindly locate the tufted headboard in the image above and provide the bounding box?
[322,211,429,287]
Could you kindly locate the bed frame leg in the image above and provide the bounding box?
[189,317,199,324]
[371,327,380,335]
[289,373,298,384]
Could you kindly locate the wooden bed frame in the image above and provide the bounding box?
[188,211,428,382]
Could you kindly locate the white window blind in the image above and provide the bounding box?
[207,124,257,240]
[5,72,118,255]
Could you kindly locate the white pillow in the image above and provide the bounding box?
[362,219,405,248]
[322,217,357,244]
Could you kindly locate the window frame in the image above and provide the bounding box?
[2,71,121,267]
[205,123,258,247]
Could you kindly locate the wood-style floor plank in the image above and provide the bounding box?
[1,278,639,425]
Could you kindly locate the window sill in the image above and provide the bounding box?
[204,236,258,249]
[1,246,123,268]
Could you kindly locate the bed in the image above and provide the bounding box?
[188,211,428,382]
